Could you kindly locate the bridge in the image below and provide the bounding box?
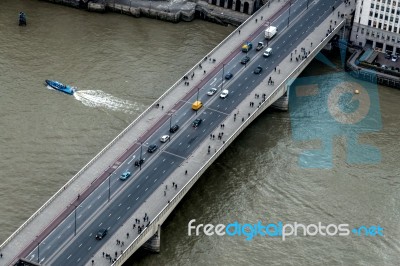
[0,0,355,265]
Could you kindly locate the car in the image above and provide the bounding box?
[134,158,144,167]
[225,72,233,80]
[381,64,388,69]
[169,124,179,133]
[392,55,398,62]
[241,56,250,64]
[192,100,203,111]
[147,144,158,153]
[207,88,218,96]
[220,89,229,99]
[95,228,108,240]
[254,66,263,74]
[120,171,131,181]
[385,53,392,59]
[160,135,170,143]
[192,118,203,127]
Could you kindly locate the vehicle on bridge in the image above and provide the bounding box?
[241,56,250,64]
[220,89,229,99]
[263,48,273,57]
[192,118,202,127]
[254,66,263,74]
[207,88,217,96]
[160,135,170,143]
[169,124,179,133]
[256,42,265,51]
[241,42,252,52]
[95,228,107,240]
[120,171,131,181]
[148,144,158,153]
[192,100,203,111]
[265,26,277,39]
[225,72,233,80]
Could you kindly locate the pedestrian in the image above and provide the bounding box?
[164,191,166,196]
[278,69,280,74]
[175,184,177,189]
[122,241,124,247]
[185,170,187,175]
[103,252,105,257]
[115,251,118,257]
[173,182,175,186]
[274,67,276,72]
[261,16,263,20]
[204,70,206,74]
[295,49,297,54]
[239,30,241,34]
[162,106,164,110]
[133,224,136,229]
[127,233,129,238]
[165,185,167,189]
[212,134,215,139]
[255,18,258,23]
[242,117,244,122]
[92,259,94,265]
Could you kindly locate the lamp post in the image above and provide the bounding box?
[37,237,40,263]
[288,0,292,28]
[108,173,111,202]
[139,142,143,170]
[221,63,225,91]
[74,205,77,236]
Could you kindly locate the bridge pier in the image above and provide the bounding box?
[142,224,161,253]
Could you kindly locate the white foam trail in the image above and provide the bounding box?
[74,90,140,114]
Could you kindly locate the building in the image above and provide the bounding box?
[351,0,400,55]
[207,0,263,15]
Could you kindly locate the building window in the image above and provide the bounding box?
[371,3,374,8]
[389,25,392,31]
[395,17,399,23]
[394,27,398,33]
[390,16,394,22]
[368,20,372,26]
[379,22,382,28]
[380,14,383,19]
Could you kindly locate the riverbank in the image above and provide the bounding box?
[45,0,253,26]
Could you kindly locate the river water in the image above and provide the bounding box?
[1,1,399,265]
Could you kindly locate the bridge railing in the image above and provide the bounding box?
[111,16,347,266]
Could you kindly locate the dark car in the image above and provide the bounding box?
[241,56,250,64]
[95,228,108,240]
[254,66,263,74]
[134,158,145,167]
[385,53,392,59]
[225,72,233,80]
[192,118,203,127]
[147,144,158,153]
[169,124,179,133]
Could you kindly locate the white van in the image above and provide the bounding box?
[263,48,272,57]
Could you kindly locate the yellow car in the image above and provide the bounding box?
[192,100,203,111]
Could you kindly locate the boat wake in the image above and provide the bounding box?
[74,90,140,114]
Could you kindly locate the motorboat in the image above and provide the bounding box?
[45,80,76,95]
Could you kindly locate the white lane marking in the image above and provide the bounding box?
[117,216,121,220]
[67,255,72,260]
[97,195,101,199]
[145,175,149,179]
[88,247,91,251]
[163,170,166,173]
[154,167,157,171]
[109,213,112,217]
[136,197,139,201]
[99,222,102,227]
[137,185,140,188]
[79,243,82,247]
[145,188,148,191]
[128,155,136,164]
[163,158,166,162]
[171,161,174,164]
[88,205,91,209]
[127,206,130,210]
[128,194,131,197]
[118,203,122,206]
